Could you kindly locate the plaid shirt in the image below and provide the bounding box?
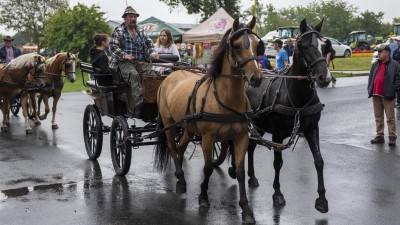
[109,23,155,69]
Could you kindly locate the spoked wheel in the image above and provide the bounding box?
[110,116,132,176]
[212,140,230,167]
[83,104,103,160]
[11,98,21,115]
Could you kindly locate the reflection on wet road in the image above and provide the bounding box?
[1,77,400,224]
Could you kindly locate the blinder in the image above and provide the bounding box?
[226,26,265,72]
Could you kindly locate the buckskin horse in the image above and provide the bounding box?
[36,52,76,129]
[223,19,331,214]
[154,17,264,224]
[0,53,46,134]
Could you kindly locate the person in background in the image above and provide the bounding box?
[153,28,180,75]
[109,6,159,117]
[283,38,294,61]
[367,45,400,146]
[272,39,288,72]
[0,36,21,63]
[90,34,110,75]
[392,39,400,107]
[388,37,398,59]
[258,53,271,70]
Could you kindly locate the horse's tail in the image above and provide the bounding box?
[153,113,170,171]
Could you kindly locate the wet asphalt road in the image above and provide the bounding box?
[1,76,400,225]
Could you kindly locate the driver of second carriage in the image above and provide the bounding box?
[109,6,159,118]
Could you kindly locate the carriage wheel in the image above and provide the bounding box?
[212,140,230,167]
[11,98,21,115]
[83,105,103,160]
[110,116,132,176]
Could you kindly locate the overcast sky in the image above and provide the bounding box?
[0,0,397,36]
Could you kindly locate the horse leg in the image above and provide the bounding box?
[51,93,61,129]
[272,137,286,206]
[228,141,237,179]
[164,126,186,193]
[247,142,259,187]
[233,135,255,224]
[1,98,10,132]
[30,93,40,125]
[21,94,33,134]
[303,127,329,213]
[198,135,214,208]
[39,94,50,121]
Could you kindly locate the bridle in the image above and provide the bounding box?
[226,26,264,77]
[295,29,327,81]
[45,55,76,79]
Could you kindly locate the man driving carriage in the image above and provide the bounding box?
[0,36,21,63]
[109,6,159,117]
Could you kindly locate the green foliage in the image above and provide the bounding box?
[0,0,68,49]
[241,0,393,41]
[41,4,111,61]
[159,0,240,21]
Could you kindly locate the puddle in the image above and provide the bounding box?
[0,182,76,200]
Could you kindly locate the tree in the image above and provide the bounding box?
[41,4,111,61]
[159,0,241,21]
[0,0,68,50]
[353,10,387,37]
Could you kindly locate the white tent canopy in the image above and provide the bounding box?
[183,8,234,43]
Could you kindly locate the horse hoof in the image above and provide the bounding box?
[176,182,187,194]
[26,129,33,135]
[35,121,41,125]
[248,178,259,187]
[1,127,9,132]
[242,210,256,224]
[198,197,210,208]
[272,195,286,206]
[228,167,236,179]
[52,124,59,129]
[315,197,329,213]
[39,115,46,121]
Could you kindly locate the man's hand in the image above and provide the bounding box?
[124,54,134,61]
[150,52,159,60]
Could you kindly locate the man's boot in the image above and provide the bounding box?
[370,136,385,144]
[389,136,396,146]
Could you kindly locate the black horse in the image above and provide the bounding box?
[225,18,331,214]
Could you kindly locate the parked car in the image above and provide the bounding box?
[326,37,352,58]
[371,51,378,64]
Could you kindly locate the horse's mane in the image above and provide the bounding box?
[46,53,67,66]
[4,53,44,70]
[206,28,232,77]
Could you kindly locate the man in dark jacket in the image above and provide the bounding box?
[367,45,400,146]
[0,36,21,63]
[392,38,400,107]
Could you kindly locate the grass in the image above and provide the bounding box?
[330,57,372,71]
[63,69,90,92]
[62,57,372,92]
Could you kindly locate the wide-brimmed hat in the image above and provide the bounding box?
[122,6,139,18]
[3,36,14,42]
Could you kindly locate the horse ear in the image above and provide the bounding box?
[300,19,307,33]
[315,18,324,33]
[247,16,256,30]
[74,52,79,57]
[233,18,240,31]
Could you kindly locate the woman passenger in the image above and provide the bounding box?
[89,34,110,75]
[153,28,180,75]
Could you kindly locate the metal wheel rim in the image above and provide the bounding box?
[112,121,126,169]
[84,109,98,155]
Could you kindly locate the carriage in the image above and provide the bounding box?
[80,54,215,176]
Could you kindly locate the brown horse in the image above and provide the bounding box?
[0,53,46,134]
[154,17,263,224]
[36,52,76,129]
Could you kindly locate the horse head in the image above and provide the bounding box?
[63,52,77,83]
[28,54,46,88]
[211,17,263,87]
[295,19,331,87]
